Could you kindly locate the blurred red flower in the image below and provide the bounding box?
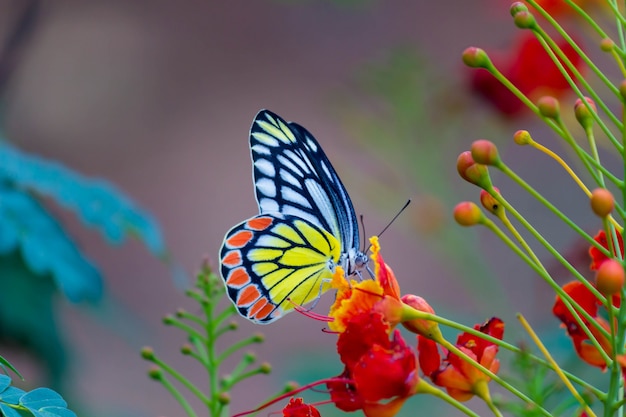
[470,33,583,117]
[589,230,624,271]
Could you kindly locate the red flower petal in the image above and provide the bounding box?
[589,230,624,271]
[352,330,418,402]
[283,398,321,417]
[337,311,390,370]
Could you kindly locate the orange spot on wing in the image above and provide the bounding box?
[222,250,242,267]
[247,216,273,231]
[253,303,277,321]
[226,267,251,287]
[226,230,253,248]
[238,285,261,306]
[248,298,269,317]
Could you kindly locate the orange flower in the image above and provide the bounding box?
[328,237,402,332]
[324,237,420,417]
[419,318,504,402]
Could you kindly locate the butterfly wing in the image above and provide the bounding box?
[220,213,341,324]
[249,110,360,256]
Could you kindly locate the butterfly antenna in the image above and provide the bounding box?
[359,213,367,253]
[364,199,411,253]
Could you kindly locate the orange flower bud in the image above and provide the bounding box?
[513,130,532,145]
[600,38,615,52]
[471,140,500,166]
[537,96,560,120]
[457,151,475,182]
[480,189,502,215]
[453,202,484,226]
[596,259,624,296]
[574,97,596,130]
[400,294,438,338]
[590,188,614,217]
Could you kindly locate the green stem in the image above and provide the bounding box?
[217,335,263,364]
[417,381,482,417]
[481,213,613,363]
[497,161,618,260]
[402,307,605,399]
[152,355,211,405]
[526,0,623,146]
[437,338,551,417]
[158,375,199,417]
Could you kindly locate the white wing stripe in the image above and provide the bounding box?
[256,178,276,197]
[281,186,312,208]
[254,158,276,177]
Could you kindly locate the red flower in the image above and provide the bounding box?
[589,230,624,271]
[420,318,504,402]
[470,33,583,117]
[525,0,600,17]
[553,281,612,369]
[329,311,419,416]
[282,398,321,417]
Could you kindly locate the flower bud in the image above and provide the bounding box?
[596,259,624,296]
[457,151,475,182]
[181,344,193,355]
[471,140,500,165]
[510,2,528,15]
[590,188,615,217]
[453,202,484,226]
[480,188,502,215]
[574,97,597,130]
[462,47,491,69]
[141,346,155,360]
[259,362,272,374]
[148,366,162,380]
[401,294,438,338]
[600,38,615,53]
[513,130,532,145]
[218,393,231,405]
[537,96,560,120]
[513,10,536,29]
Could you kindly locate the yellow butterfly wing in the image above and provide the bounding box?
[220,213,341,324]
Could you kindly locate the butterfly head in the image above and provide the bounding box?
[341,248,369,277]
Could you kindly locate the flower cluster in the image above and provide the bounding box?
[553,230,625,370]
[271,238,505,417]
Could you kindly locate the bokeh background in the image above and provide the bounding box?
[0,1,604,416]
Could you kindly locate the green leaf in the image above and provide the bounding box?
[0,185,102,302]
[0,141,166,256]
[0,375,11,392]
[0,354,23,380]
[0,254,67,387]
[19,388,66,409]
[1,387,27,405]
[30,407,76,417]
[0,404,31,417]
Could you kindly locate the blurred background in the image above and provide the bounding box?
[0,0,605,416]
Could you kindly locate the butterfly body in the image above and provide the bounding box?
[219,110,367,324]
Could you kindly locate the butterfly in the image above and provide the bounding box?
[219,110,368,324]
